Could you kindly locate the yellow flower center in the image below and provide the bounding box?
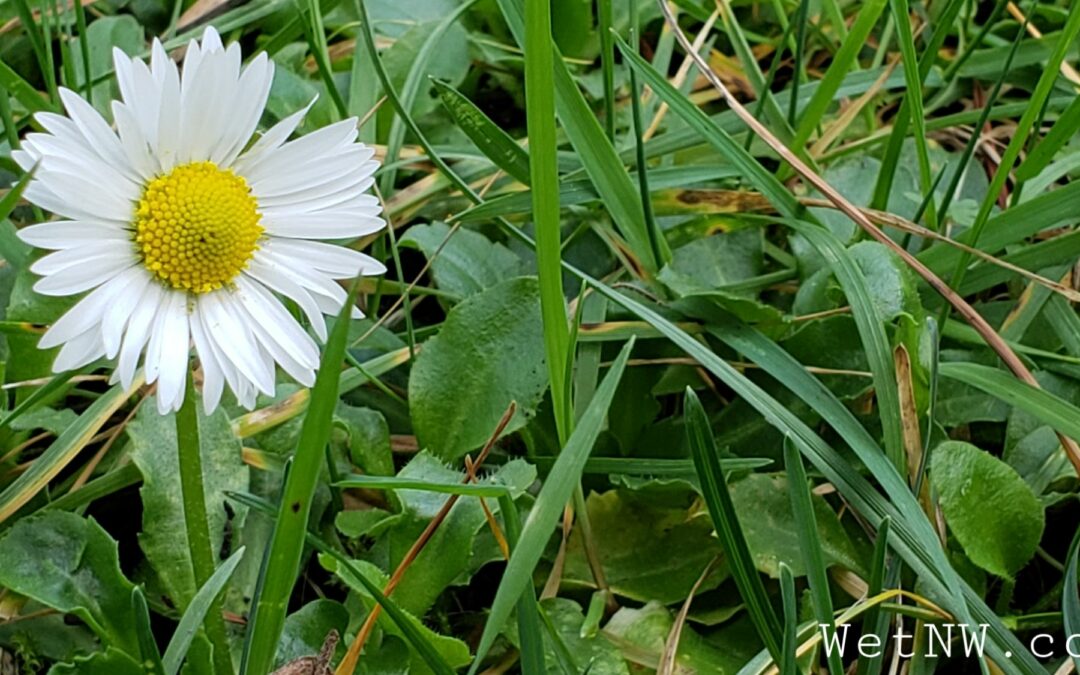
[133,161,263,294]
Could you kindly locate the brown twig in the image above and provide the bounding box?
[658,557,719,675]
[656,0,1080,476]
[334,402,518,675]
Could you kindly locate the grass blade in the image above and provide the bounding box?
[855,517,892,675]
[685,387,782,661]
[1065,526,1080,673]
[233,492,457,675]
[434,80,531,185]
[498,493,546,675]
[790,0,887,152]
[616,34,803,218]
[163,547,246,675]
[467,338,634,673]
[523,0,571,443]
[783,442,843,675]
[887,0,936,229]
[133,587,164,675]
[597,0,615,140]
[778,563,797,675]
[0,379,139,523]
[944,5,1080,292]
[938,362,1080,442]
[240,284,359,675]
[495,0,660,272]
[1017,94,1080,182]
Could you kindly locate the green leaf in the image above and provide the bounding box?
[373,453,536,616]
[433,80,531,185]
[408,277,548,459]
[930,441,1045,578]
[0,511,137,655]
[604,602,747,674]
[333,403,394,477]
[162,547,246,675]
[128,397,248,611]
[324,556,471,672]
[49,647,146,675]
[399,222,522,300]
[1004,371,1080,494]
[730,473,865,578]
[561,489,726,603]
[684,388,781,662]
[658,230,764,296]
[468,339,633,672]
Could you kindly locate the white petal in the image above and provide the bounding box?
[18,220,128,250]
[190,304,226,413]
[101,271,153,359]
[31,244,131,275]
[151,293,190,413]
[200,26,224,53]
[112,102,158,179]
[199,292,275,395]
[236,118,357,184]
[266,239,387,278]
[260,211,385,240]
[39,267,143,349]
[52,329,105,373]
[243,260,327,340]
[214,54,274,167]
[24,179,132,224]
[152,39,182,170]
[33,256,135,296]
[118,283,164,388]
[234,276,319,365]
[57,88,141,183]
[250,146,375,197]
[231,101,314,173]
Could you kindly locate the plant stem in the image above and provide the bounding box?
[176,374,233,675]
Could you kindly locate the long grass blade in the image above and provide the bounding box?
[523,0,571,444]
[163,547,246,675]
[1065,526,1080,673]
[783,442,843,675]
[240,284,359,675]
[467,338,634,673]
[685,387,782,661]
[937,362,1080,442]
[434,80,531,185]
[495,0,660,271]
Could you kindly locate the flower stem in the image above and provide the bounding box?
[176,374,234,674]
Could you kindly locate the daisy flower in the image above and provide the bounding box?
[13,27,386,414]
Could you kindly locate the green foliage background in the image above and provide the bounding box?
[1,0,1080,673]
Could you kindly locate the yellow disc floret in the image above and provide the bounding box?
[133,161,263,293]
